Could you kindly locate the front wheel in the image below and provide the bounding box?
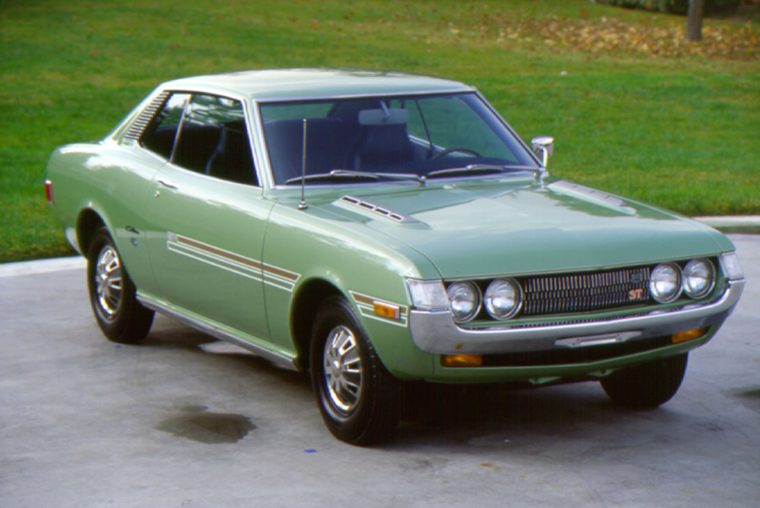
[310,297,400,446]
[87,228,154,344]
[601,353,688,409]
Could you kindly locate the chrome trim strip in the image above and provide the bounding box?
[137,294,298,371]
[272,180,429,190]
[247,99,275,189]
[254,88,475,104]
[409,280,744,354]
[555,331,642,348]
[270,172,534,191]
[549,180,636,215]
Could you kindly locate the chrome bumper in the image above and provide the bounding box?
[408,279,744,355]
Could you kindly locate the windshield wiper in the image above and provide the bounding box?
[425,164,536,179]
[285,169,423,185]
[374,172,425,184]
[285,169,380,185]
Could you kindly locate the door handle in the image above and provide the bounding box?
[157,179,178,190]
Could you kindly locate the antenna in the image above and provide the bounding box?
[298,118,308,210]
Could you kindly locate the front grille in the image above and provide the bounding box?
[520,266,651,316]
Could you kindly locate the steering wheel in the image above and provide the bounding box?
[431,147,481,159]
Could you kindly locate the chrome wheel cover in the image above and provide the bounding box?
[94,245,123,321]
[323,325,363,415]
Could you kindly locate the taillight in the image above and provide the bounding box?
[44,179,54,203]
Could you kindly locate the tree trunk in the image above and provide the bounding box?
[686,0,705,42]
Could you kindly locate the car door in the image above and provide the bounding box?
[140,92,274,342]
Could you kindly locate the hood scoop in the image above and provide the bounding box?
[337,195,416,224]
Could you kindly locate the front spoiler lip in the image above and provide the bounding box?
[408,279,745,355]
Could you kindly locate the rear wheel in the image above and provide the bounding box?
[87,228,154,344]
[310,297,400,445]
[601,353,688,409]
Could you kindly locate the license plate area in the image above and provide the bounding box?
[554,331,642,348]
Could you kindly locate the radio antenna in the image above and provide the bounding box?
[298,118,308,210]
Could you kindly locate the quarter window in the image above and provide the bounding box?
[141,93,190,160]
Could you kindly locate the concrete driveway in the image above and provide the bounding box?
[1,235,758,507]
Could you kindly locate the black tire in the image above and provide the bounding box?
[310,296,401,446]
[87,228,154,344]
[601,353,688,409]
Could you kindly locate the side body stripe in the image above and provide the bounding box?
[167,233,300,292]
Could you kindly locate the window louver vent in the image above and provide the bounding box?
[122,91,169,143]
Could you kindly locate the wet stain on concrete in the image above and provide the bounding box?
[156,405,255,444]
[735,388,760,399]
[734,387,760,414]
[692,421,724,433]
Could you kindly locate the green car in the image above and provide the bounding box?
[46,69,745,445]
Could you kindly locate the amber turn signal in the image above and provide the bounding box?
[441,354,483,367]
[672,328,707,344]
[373,302,400,320]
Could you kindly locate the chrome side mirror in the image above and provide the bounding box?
[531,136,554,168]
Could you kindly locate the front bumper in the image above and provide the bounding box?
[409,279,744,355]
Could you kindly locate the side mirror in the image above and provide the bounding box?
[531,136,554,168]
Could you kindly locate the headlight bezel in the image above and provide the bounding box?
[682,258,715,299]
[483,278,522,320]
[649,263,683,304]
[446,281,482,323]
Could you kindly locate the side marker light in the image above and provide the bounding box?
[44,180,54,204]
[373,301,400,320]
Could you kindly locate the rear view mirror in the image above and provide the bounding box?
[358,108,408,126]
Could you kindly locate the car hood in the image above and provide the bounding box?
[317,177,732,279]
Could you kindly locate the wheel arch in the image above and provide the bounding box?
[76,208,108,255]
[289,277,344,371]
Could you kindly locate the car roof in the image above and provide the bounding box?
[161,68,474,101]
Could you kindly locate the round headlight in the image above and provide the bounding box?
[683,259,715,299]
[484,279,522,320]
[446,281,481,323]
[649,263,682,303]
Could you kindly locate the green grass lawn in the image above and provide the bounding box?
[1,0,758,262]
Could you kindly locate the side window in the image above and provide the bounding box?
[141,93,190,159]
[172,94,258,186]
[141,93,259,186]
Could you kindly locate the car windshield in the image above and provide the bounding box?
[259,92,538,185]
